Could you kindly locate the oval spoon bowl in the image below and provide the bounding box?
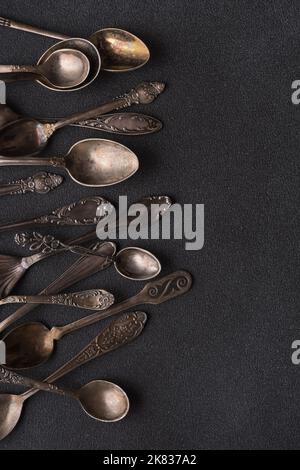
[77,380,130,422]
[37,38,100,91]
[90,28,150,72]
[115,247,161,281]
[65,138,139,187]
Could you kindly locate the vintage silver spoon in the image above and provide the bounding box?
[0,138,139,187]
[0,289,114,310]
[0,48,90,89]
[0,17,149,72]
[0,82,164,157]
[0,312,146,440]
[2,271,191,369]
[0,195,172,297]
[16,232,162,281]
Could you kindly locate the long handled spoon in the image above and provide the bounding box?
[0,138,139,187]
[0,48,90,89]
[17,232,161,281]
[0,81,165,157]
[0,289,115,310]
[0,312,147,440]
[0,241,116,333]
[0,172,63,196]
[0,17,149,72]
[0,195,171,297]
[2,271,192,369]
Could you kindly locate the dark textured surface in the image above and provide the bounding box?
[0,0,298,450]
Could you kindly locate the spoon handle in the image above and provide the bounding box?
[0,17,69,40]
[0,289,114,311]
[0,241,116,333]
[0,157,64,167]
[53,82,165,130]
[0,365,67,395]
[21,312,147,400]
[0,195,106,233]
[0,172,63,196]
[54,271,192,338]
[15,232,114,262]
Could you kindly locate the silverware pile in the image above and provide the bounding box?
[0,16,193,441]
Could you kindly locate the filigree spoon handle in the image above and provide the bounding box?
[0,172,63,196]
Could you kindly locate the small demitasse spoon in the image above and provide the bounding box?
[0,367,129,423]
[0,48,90,89]
[1,271,191,370]
[16,232,162,281]
[0,17,149,72]
[0,138,139,187]
[0,312,147,440]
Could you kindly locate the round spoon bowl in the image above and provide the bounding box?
[38,48,90,89]
[115,247,161,281]
[3,322,54,369]
[65,138,139,187]
[77,380,129,422]
[37,38,101,91]
[0,394,24,441]
[90,28,150,72]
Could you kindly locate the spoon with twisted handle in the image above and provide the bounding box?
[0,82,165,157]
[16,232,161,281]
[0,195,172,298]
[0,289,115,311]
[2,271,192,370]
[0,311,147,441]
[0,18,149,72]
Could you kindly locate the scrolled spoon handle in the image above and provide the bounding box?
[0,289,115,311]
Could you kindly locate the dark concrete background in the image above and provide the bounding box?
[0,0,298,450]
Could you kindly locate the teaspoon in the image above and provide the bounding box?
[0,17,150,72]
[0,48,90,89]
[0,138,139,187]
[0,81,164,157]
[0,312,146,440]
[17,232,162,281]
[1,271,192,369]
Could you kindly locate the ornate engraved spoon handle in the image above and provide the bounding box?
[15,232,115,262]
[22,312,147,400]
[40,113,163,135]
[0,195,107,233]
[0,289,114,311]
[53,82,165,130]
[53,271,192,338]
[0,172,63,196]
[0,365,64,395]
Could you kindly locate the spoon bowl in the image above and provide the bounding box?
[77,380,129,422]
[64,139,139,187]
[0,394,24,441]
[37,38,100,91]
[115,247,161,281]
[37,48,90,89]
[0,118,49,157]
[90,28,150,72]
